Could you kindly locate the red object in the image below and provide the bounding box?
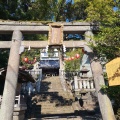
[75,54,80,59]
[68,58,72,61]
[65,58,69,61]
[64,58,66,61]
[24,57,28,62]
[71,57,75,60]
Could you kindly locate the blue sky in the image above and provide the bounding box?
[113,7,118,11]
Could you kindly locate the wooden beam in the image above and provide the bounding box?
[0,40,87,48]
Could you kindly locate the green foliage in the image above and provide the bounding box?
[73,0,88,21]
[65,48,83,71]
[116,108,120,120]
[23,34,48,41]
[20,49,40,69]
[86,0,120,61]
[108,85,120,117]
[0,0,89,22]
[100,83,120,118]
[86,0,115,23]
[100,73,120,118]
[0,49,9,68]
[100,85,108,94]
[85,1,120,117]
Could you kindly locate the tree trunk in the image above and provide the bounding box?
[0,30,22,120]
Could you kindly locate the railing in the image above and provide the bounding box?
[59,69,65,77]
[0,95,26,108]
[59,70,81,80]
[0,95,2,106]
[26,69,42,75]
[14,95,21,107]
[59,69,67,91]
[25,69,42,93]
[59,70,96,96]
[74,76,95,93]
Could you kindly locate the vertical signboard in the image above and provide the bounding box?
[106,57,120,86]
[48,24,63,46]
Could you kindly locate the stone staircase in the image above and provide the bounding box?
[31,76,77,118]
[25,76,101,120]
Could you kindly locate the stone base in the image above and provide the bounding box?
[13,106,27,120]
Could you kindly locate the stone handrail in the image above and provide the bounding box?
[74,76,95,93]
[14,95,21,107]
[59,69,67,91]
[0,95,26,108]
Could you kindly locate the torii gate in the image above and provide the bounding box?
[0,21,115,120]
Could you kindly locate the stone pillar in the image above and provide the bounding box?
[80,31,94,78]
[80,54,93,78]
[59,49,64,70]
[85,30,93,43]
[0,30,22,120]
[90,60,116,120]
[74,76,78,90]
[85,45,116,120]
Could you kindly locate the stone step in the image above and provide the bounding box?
[41,109,74,113]
[41,108,74,111]
[35,109,74,113]
[35,107,74,112]
[28,76,78,118]
[36,109,74,113]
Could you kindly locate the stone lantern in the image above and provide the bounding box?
[80,66,89,78]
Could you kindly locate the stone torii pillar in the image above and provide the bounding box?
[0,30,22,120]
[85,30,93,43]
[85,45,116,120]
[80,30,94,77]
[84,30,116,120]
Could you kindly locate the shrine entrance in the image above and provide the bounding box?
[40,59,60,76]
[0,21,115,120]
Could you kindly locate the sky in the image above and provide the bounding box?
[113,7,118,11]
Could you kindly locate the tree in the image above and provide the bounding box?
[0,49,9,68]
[86,0,120,60]
[72,0,88,21]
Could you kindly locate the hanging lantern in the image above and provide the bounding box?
[23,57,28,62]
[65,58,69,61]
[64,58,66,61]
[68,57,72,61]
[75,54,80,59]
[71,57,75,60]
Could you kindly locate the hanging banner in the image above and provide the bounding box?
[48,24,63,46]
[106,57,120,86]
